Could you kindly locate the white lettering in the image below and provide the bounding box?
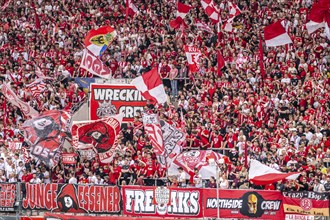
[125,190,134,213]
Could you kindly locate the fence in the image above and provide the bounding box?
[0,183,329,219]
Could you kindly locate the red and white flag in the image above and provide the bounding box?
[1,0,12,11]
[228,1,241,19]
[217,50,225,76]
[248,160,300,185]
[194,18,213,33]
[1,83,38,117]
[264,21,292,47]
[143,113,164,155]
[72,114,123,163]
[34,66,51,80]
[26,78,47,99]
[259,34,266,79]
[201,0,220,24]
[80,49,112,79]
[131,68,167,104]
[305,0,330,40]
[126,0,139,17]
[169,150,229,179]
[184,45,201,73]
[170,2,191,29]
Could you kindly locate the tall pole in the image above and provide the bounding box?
[3,98,6,141]
[216,164,220,219]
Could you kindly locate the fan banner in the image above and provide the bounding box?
[122,186,203,218]
[143,113,164,155]
[0,183,16,212]
[168,150,228,179]
[22,110,71,167]
[7,141,22,152]
[184,45,201,73]
[22,184,121,214]
[71,115,122,163]
[90,84,147,122]
[61,153,77,165]
[203,189,284,219]
[44,213,114,220]
[80,49,112,79]
[282,191,329,216]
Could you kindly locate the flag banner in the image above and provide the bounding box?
[169,2,191,29]
[158,119,184,167]
[22,110,71,166]
[264,21,292,47]
[77,147,97,161]
[26,78,47,98]
[61,153,77,165]
[0,183,16,212]
[131,68,167,104]
[195,19,214,33]
[249,159,300,185]
[143,113,164,155]
[306,0,330,40]
[282,191,329,216]
[203,189,284,219]
[80,49,112,79]
[84,26,117,57]
[44,213,115,220]
[74,77,96,89]
[201,0,219,23]
[71,114,122,163]
[285,214,316,220]
[122,186,203,218]
[228,1,241,18]
[7,141,22,152]
[168,150,228,179]
[184,45,201,73]
[22,184,121,214]
[89,84,146,122]
[1,83,38,117]
[126,0,139,17]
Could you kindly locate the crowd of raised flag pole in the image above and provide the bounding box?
[0,0,329,191]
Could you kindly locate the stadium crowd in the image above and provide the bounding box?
[0,0,329,193]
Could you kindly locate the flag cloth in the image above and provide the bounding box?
[168,150,229,179]
[264,21,292,47]
[80,49,112,79]
[72,115,123,163]
[1,83,38,117]
[201,0,220,23]
[184,45,201,73]
[131,68,167,104]
[259,35,266,79]
[194,18,213,33]
[248,159,300,185]
[228,1,241,19]
[143,113,165,156]
[126,0,139,18]
[169,2,191,29]
[217,50,225,76]
[306,0,330,40]
[84,26,117,56]
[26,78,47,99]
[22,110,71,166]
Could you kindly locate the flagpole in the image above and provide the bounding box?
[3,98,6,141]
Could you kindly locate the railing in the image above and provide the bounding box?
[0,183,328,219]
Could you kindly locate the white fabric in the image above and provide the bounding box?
[265,32,292,47]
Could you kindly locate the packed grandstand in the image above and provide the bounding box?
[0,0,329,218]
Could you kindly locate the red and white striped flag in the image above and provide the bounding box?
[170,2,191,29]
[126,0,139,18]
[228,1,241,19]
[143,113,165,156]
[249,159,300,185]
[201,0,220,24]
[305,0,330,40]
[264,21,292,47]
[26,78,47,99]
[194,18,214,33]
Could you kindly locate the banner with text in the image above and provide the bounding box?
[122,186,203,218]
[90,84,147,122]
[203,189,284,219]
[0,183,16,212]
[22,184,120,214]
[283,191,329,216]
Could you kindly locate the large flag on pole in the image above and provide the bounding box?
[80,49,112,79]
[1,83,38,117]
[143,113,165,156]
[169,2,191,29]
[131,68,167,104]
[259,35,266,79]
[305,0,330,40]
[84,26,117,57]
[72,114,123,163]
[217,50,225,76]
[264,21,292,47]
[248,159,300,185]
[200,0,220,23]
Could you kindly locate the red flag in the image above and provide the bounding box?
[264,21,292,47]
[306,0,330,40]
[184,45,201,73]
[143,113,164,155]
[217,50,225,76]
[259,35,266,79]
[131,68,167,104]
[201,0,220,23]
[170,2,191,29]
[126,0,139,18]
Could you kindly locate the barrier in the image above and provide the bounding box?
[0,183,328,219]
